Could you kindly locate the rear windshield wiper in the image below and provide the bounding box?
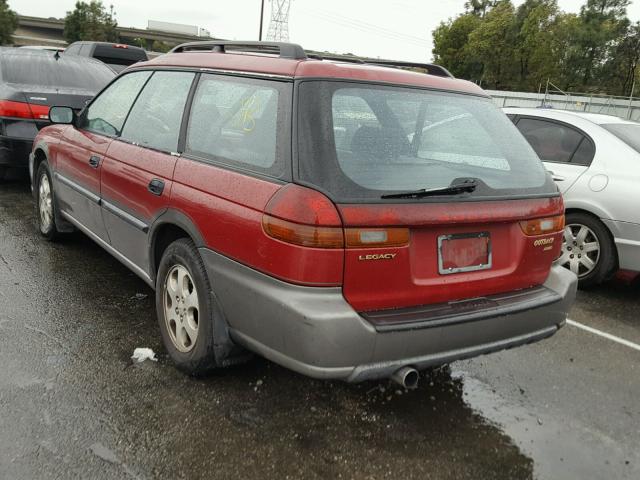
[381,180,477,199]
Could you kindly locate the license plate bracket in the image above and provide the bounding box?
[438,232,492,275]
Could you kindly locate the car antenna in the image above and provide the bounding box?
[54,50,60,60]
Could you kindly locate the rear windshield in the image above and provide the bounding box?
[1,51,115,90]
[602,123,640,153]
[93,44,148,66]
[297,81,554,202]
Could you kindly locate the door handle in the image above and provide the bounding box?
[88,155,101,168]
[148,179,165,196]
[551,174,565,182]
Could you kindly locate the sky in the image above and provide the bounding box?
[12,0,640,62]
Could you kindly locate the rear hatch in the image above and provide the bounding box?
[297,81,564,312]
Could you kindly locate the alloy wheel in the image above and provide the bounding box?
[558,224,600,278]
[38,173,53,232]
[163,265,200,352]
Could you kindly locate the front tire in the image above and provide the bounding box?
[557,212,617,288]
[156,238,221,375]
[35,161,60,241]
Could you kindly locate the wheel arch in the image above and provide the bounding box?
[148,210,206,283]
[31,142,50,187]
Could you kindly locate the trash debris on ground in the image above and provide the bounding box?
[131,293,148,300]
[131,348,157,363]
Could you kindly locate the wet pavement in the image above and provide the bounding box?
[0,180,638,480]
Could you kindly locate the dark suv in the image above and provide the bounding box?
[30,42,576,387]
[64,41,149,73]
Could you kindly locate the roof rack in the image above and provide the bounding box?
[306,52,454,78]
[169,41,307,60]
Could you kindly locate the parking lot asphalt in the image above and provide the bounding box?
[0,180,638,480]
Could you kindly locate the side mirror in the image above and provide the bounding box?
[49,106,75,125]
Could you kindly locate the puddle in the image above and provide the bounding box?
[453,368,638,479]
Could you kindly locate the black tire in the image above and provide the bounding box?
[155,238,223,375]
[35,161,61,241]
[561,212,617,288]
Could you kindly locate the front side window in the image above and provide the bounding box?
[298,82,553,202]
[185,74,291,177]
[515,118,585,163]
[120,71,195,153]
[81,71,151,136]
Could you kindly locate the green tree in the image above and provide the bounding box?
[466,0,519,89]
[151,40,172,53]
[513,0,560,90]
[64,1,118,43]
[0,0,18,45]
[604,22,640,95]
[574,0,631,89]
[432,14,483,81]
[465,0,499,17]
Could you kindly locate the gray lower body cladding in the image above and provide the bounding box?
[200,248,577,382]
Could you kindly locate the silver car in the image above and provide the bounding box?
[504,107,640,287]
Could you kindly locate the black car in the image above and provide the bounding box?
[64,42,149,73]
[0,48,115,180]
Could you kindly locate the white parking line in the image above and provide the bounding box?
[567,319,640,352]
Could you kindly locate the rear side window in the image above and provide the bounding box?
[0,52,114,90]
[82,71,151,136]
[185,74,292,177]
[515,117,590,164]
[602,123,640,154]
[120,71,195,153]
[298,81,553,202]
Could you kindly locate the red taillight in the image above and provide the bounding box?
[0,100,50,120]
[262,215,344,248]
[262,185,413,249]
[263,184,344,248]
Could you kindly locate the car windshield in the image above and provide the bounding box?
[602,123,640,154]
[297,81,553,202]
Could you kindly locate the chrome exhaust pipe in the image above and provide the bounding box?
[391,366,419,389]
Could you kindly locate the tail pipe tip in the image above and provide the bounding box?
[391,366,419,389]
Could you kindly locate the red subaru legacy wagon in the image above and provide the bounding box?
[30,42,576,387]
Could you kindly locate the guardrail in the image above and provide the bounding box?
[488,89,640,122]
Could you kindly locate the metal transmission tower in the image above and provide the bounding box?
[265,0,292,42]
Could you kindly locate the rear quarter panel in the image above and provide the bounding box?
[170,159,344,286]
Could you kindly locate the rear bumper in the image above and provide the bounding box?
[0,136,33,168]
[201,249,577,382]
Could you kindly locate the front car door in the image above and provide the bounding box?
[54,71,152,241]
[513,116,595,194]
[100,71,196,273]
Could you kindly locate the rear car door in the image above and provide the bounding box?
[55,71,151,241]
[513,116,595,193]
[101,71,195,272]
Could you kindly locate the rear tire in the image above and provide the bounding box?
[35,161,60,241]
[156,238,223,375]
[558,212,617,288]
